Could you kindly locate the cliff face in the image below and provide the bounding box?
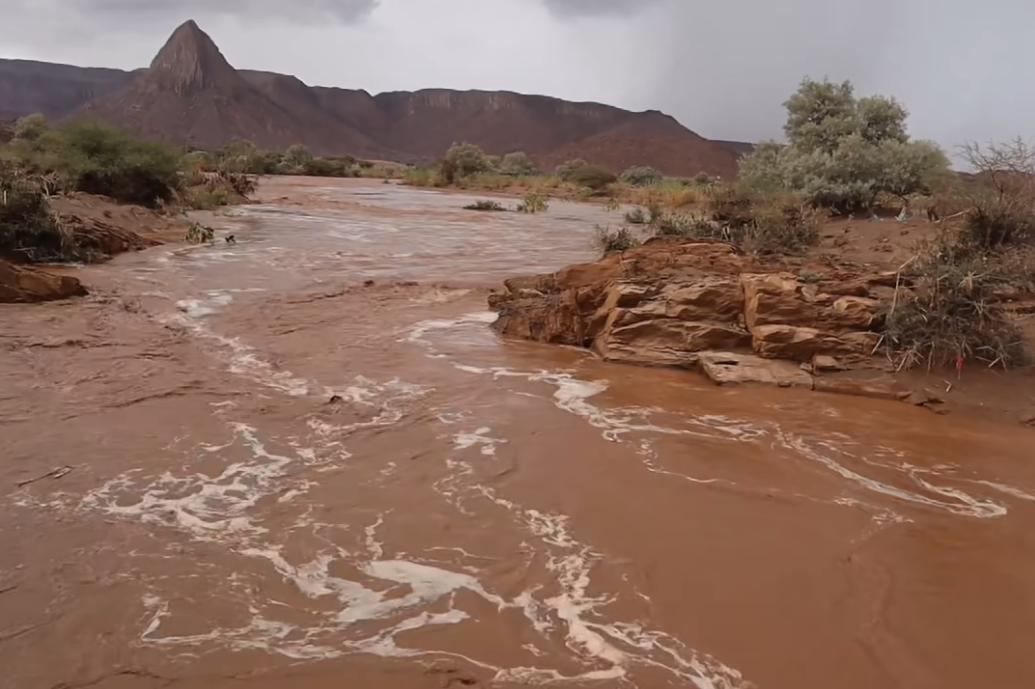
[0,20,747,176]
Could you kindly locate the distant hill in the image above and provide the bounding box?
[714,140,756,158]
[0,59,132,121]
[0,20,742,178]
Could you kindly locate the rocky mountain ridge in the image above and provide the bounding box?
[0,20,747,176]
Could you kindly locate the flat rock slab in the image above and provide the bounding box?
[698,351,814,388]
[813,375,906,401]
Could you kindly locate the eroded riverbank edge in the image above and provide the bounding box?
[489,236,1035,428]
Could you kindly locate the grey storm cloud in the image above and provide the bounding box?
[3,0,1035,155]
[543,0,665,17]
[15,0,381,23]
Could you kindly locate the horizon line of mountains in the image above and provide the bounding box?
[0,20,751,177]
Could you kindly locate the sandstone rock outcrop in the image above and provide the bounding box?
[0,260,87,303]
[490,240,895,395]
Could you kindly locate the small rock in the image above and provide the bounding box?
[698,351,813,388]
[813,376,904,401]
[907,389,945,407]
[328,395,344,404]
[812,354,847,373]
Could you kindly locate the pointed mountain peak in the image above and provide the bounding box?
[147,20,239,94]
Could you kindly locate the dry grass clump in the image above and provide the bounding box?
[463,199,507,212]
[594,226,640,255]
[882,236,1027,371]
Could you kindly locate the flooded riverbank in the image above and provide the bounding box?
[2,178,1033,689]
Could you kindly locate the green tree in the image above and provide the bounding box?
[283,144,313,170]
[13,113,49,142]
[440,143,493,184]
[498,151,539,176]
[56,121,180,206]
[740,78,949,213]
[784,79,857,154]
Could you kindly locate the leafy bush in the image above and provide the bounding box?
[517,192,549,214]
[6,120,182,207]
[303,156,355,177]
[619,165,663,187]
[555,159,589,180]
[738,78,950,214]
[283,144,313,170]
[883,238,1025,370]
[13,113,48,142]
[60,122,181,206]
[463,200,507,212]
[441,143,494,184]
[595,226,640,254]
[405,167,442,187]
[565,165,617,192]
[498,151,539,176]
[624,207,647,224]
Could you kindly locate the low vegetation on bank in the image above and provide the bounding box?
[432,78,1032,374]
[186,140,405,181]
[0,116,255,262]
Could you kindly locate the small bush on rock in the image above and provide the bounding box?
[883,237,1025,370]
[739,197,821,255]
[595,226,640,254]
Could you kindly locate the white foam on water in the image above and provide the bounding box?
[364,516,385,559]
[453,427,505,456]
[405,311,498,346]
[83,423,306,540]
[166,304,311,396]
[784,435,1008,519]
[970,480,1035,502]
[308,377,430,437]
[407,308,1022,526]
[436,410,470,425]
[471,484,745,688]
[175,291,234,318]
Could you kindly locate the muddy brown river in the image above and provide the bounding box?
[2,178,1034,689]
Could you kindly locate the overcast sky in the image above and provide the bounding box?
[2,0,1034,150]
